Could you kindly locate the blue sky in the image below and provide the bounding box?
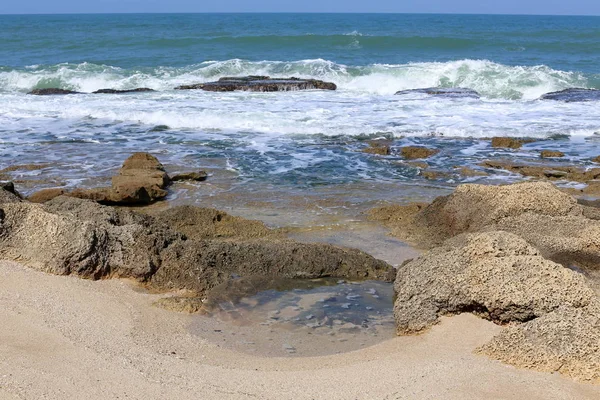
[2,0,600,15]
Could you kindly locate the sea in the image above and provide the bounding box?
[1,13,600,225]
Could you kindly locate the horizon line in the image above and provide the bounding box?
[1,11,599,17]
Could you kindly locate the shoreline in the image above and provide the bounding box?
[2,259,599,399]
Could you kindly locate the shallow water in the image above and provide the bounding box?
[190,279,396,357]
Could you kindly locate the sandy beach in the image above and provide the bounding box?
[1,259,598,399]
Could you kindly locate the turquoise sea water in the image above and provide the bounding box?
[1,13,599,210]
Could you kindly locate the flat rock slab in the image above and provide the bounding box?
[28,88,155,95]
[175,76,337,92]
[92,88,155,94]
[28,88,81,95]
[540,88,600,102]
[395,87,481,99]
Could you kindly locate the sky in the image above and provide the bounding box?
[1,0,600,16]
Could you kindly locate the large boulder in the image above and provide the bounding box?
[540,88,600,102]
[394,230,600,382]
[394,231,596,334]
[478,303,600,383]
[70,152,170,205]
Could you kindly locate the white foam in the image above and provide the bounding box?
[0,59,594,100]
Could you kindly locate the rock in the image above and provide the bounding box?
[593,156,600,164]
[491,137,524,149]
[93,88,155,94]
[481,159,600,183]
[478,303,600,383]
[155,205,276,241]
[455,167,488,177]
[540,150,565,158]
[394,231,596,334]
[540,88,600,102]
[152,238,394,295]
[0,197,181,280]
[0,196,394,305]
[0,187,22,203]
[175,76,337,92]
[363,145,391,156]
[170,171,208,182]
[0,181,16,194]
[394,87,480,99]
[0,163,51,173]
[69,153,170,205]
[394,230,600,382]
[421,170,449,180]
[399,146,439,160]
[28,88,80,95]
[27,188,66,203]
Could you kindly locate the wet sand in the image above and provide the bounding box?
[1,259,599,400]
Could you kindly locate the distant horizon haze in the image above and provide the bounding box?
[1,0,600,16]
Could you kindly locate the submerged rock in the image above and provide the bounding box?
[540,88,600,102]
[92,88,155,94]
[399,146,439,160]
[175,76,337,92]
[170,171,208,182]
[394,87,480,99]
[481,159,600,182]
[362,141,391,156]
[28,88,80,95]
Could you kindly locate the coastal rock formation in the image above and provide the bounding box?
[0,187,22,203]
[395,87,480,99]
[480,159,600,183]
[362,140,391,156]
[478,303,600,382]
[175,76,337,92]
[170,171,208,182]
[540,88,600,102]
[27,188,67,203]
[540,150,565,158]
[93,88,155,94]
[0,196,393,302]
[70,152,170,205]
[394,231,596,334]
[491,137,525,149]
[28,88,80,95]
[394,230,600,382]
[400,146,439,160]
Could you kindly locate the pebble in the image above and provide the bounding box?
[341,303,351,309]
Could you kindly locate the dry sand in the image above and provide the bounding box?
[1,259,599,400]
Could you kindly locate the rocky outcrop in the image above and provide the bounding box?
[0,187,21,203]
[395,87,480,99]
[70,153,170,205]
[0,196,393,302]
[92,88,155,94]
[400,146,439,160]
[480,159,600,183]
[394,230,600,382]
[540,88,600,102]
[175,76,337,92]
[27,188,66,203]
[362,140,391,156]
[28,88,80,95]
[491,137,525,149]
[170,171,208,182]
[540,150,565,158]
[478,303,600,382]
[394,231,596,334]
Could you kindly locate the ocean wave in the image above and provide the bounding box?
[0,59,596,100]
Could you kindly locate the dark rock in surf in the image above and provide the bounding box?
[395,87,480,99]
[93,88,155,94]
[175,76,337,92]
[540,88,600,102]
[28,88,81,95]
[170,171,208,182]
